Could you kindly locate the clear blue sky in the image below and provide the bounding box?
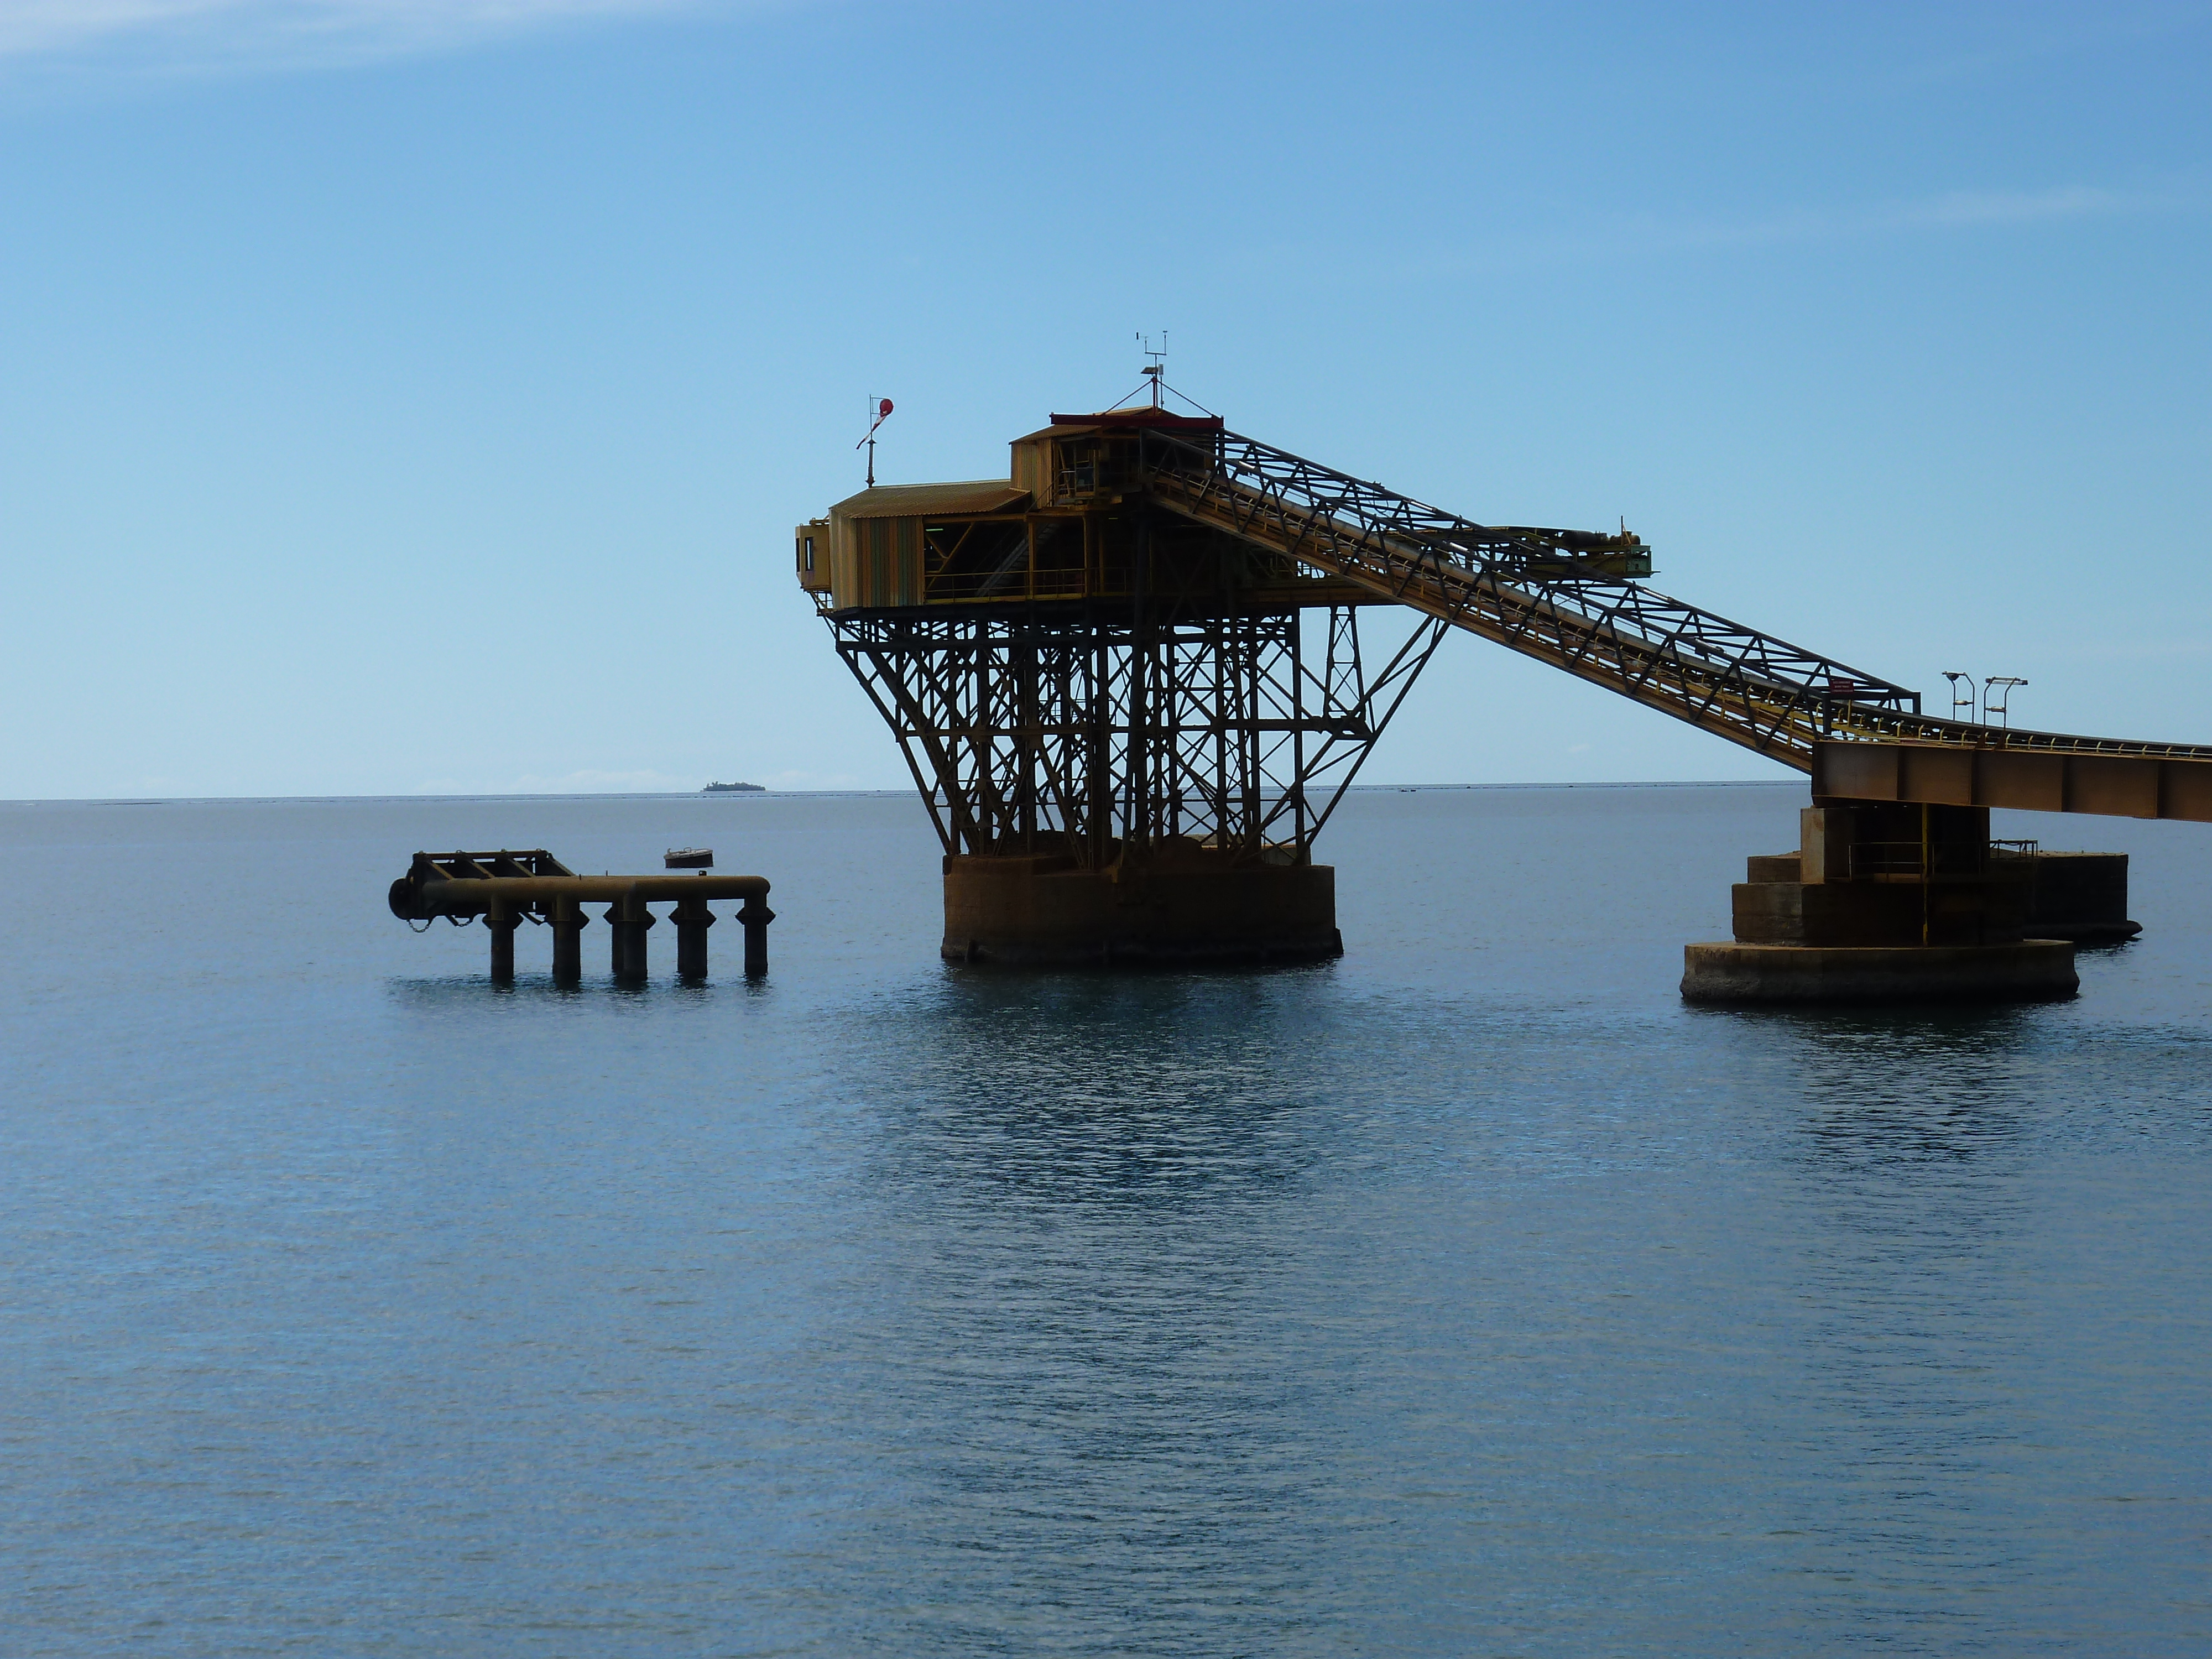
[2,1,2206,798]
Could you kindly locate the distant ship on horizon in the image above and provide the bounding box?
[702,780,765,794]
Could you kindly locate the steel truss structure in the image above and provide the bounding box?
[1139,427,2212,770]
[1138,427,1926,769]
[817,410,2212,862]
[833,604,1446,864]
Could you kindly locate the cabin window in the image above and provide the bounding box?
[804,535,816,572]
[1057,442,1098,497]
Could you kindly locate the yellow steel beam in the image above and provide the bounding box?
[1150,459,2212,819]
[1812,740,2212,822]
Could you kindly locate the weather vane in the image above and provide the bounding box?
[857,395,894,487]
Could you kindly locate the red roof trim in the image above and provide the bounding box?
[1047,409,1225,432]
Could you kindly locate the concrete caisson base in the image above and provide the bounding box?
[1993,850,2141,944]
[1681,940,2079,1005]
[942,854,1342,966]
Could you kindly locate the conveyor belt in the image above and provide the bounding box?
[1136,426,2212,818]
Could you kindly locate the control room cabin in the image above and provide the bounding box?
[795,407,1369,616]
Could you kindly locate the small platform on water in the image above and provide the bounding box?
[389,849,773,984]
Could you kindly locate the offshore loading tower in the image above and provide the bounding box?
[795,401,1645,964]
[802,389,2212,996]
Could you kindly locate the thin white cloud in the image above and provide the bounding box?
[0,0,712,69]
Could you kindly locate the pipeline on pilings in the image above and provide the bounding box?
[389,849,774,984]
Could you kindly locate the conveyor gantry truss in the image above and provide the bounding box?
[1135,425,2212,822]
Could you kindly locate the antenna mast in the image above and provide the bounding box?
[1138,332,1167,408]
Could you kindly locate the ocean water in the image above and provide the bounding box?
[3,782,2209,1657]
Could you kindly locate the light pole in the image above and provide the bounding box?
[1943,671,1977,721]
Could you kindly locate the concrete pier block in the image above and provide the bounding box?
[1682,940,2078,1005]
[1991,850,2141,943]
[941,854,1340,966]
[1729,878,2028,947]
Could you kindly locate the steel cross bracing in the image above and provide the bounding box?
[1135,427,1938,769]
[1139,426,1925,766]
[1138,427,2212,770]
[832,607,1446,863]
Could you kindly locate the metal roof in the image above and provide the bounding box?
[1047,408,1224,432]
[830,481,1027,519]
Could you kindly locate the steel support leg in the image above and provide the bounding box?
[612,894,655,984]
[550,895,586,985]
[624,902,649,982]
[606,898,646,987]
[739,894,775,978]
[673,894,714,982]
[486,899,517,984]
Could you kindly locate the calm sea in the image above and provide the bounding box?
[3,784,2208,1657]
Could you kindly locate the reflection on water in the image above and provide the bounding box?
[1762,1015,2046,1642]
[3,789,2210,1657]
[817,976,1345,1652]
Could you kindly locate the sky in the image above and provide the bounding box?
[1,0,2207,797]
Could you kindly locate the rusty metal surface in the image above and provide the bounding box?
[1133,428,2212,795]
[388,851,768,921]
[829,607,1446,865]
[388,851,774,984]
[1812,740,2212,822]
[830,481,1029,518]
[1137,426,1911,768]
